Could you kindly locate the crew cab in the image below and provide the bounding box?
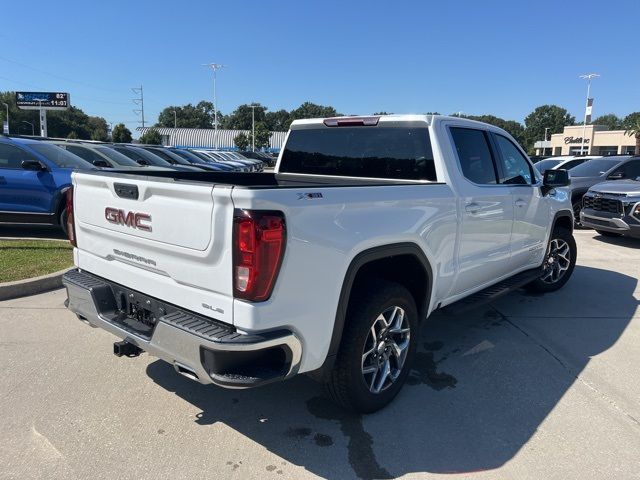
[62,115,576,412]
[0,136,94,232]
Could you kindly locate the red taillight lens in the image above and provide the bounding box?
[233,209,286,302]
[65,186,77,247]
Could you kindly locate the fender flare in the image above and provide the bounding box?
[551,209,574,233]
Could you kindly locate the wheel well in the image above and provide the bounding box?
[351,254,429,322]
[554,215,573,232]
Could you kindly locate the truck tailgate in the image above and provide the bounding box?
[72,172,235,324]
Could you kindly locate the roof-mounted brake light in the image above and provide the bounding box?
[323,116,380,127]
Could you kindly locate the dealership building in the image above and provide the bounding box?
[136,127,287,151]
[534,125,637,156]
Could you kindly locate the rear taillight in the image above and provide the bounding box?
[65,186,77,247]
[233,209,286,302]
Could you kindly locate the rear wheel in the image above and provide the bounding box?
[324,280,418,413]
[526,227,576,293]
[596,230,623,238]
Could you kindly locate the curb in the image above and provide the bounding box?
[0,268,69,301]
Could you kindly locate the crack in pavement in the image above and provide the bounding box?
[490,305,640,428]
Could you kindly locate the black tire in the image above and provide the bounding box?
[572,200,585,229]
[596,230,623,238]
[324,279,418,413]
[59,207,68,236]
[526,227,577,293]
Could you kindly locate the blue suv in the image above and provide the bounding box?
[0,136,94,233]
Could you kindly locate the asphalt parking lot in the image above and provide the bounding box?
[1,230,639,480]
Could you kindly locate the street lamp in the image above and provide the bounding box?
[249,104,259,152]
[579,73,600,155]
[21,120,35,136]
[2,102,8,134]
[202,63,227,149]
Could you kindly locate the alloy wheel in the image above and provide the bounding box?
[541,238,571,284]
[361,306,411,394]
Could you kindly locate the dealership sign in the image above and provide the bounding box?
[564,136,590,145]
[15,92,70,110]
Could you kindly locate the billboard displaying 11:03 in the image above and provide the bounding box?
[15,92,70,110]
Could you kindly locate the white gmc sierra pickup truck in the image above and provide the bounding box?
[62,115,576,412]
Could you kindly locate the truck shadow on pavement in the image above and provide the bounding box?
[146,265,637,479]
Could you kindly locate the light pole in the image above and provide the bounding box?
[173,109,177,146]
[202,63,227,149]
[21,120,35,136]
[249,104,259,152]
[579,73,599,155]
[2,102,8,134]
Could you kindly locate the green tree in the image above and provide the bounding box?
[87,116,109,141]
[139,129,163,145]
[234,132,250,150]
[250,122,271,150]
[67,131,78,139]
[0,91,39,135]
[287,102,340,128]
[156,101,220,129]
[524,105,575,152]
[623,112,640,155]
[592,113,623,130]
[265,109,290,132]
[111,123,132,143]
[223,103,267,130]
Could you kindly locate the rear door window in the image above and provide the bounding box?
[280,126,436,181]
[450,127,498,185]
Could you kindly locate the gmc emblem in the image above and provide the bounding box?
[105,207,152,232]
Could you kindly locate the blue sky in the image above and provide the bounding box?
[1,0,637,131]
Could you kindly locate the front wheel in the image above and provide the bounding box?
[324,279,418,413]
[526,227,577,293]
[573,201,585,228]
[59,208,68,236]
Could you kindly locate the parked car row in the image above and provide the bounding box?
[0,134,275,233]
[534,153,640,237]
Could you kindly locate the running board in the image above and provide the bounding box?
[441,268,542,316]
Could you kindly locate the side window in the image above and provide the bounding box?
[562,159,582,170]
[623,160,640,179]
[493,134,533,185]
[450,127,497,185]
[66,145,99,163]
[0,144,34,169]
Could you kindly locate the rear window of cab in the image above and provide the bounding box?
[280,127,437,181]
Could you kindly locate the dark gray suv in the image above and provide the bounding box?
[568,156,640,225]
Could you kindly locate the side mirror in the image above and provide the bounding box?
[21,160,47,171]
[607,171,624,180]
[543,168,570,188]
[92,159,111,168]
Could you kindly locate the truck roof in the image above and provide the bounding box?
[290,114,501,130]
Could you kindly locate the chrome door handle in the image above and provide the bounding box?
[515,199,527,207]
[465,202,480,214]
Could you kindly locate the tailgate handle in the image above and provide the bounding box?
[114,183,139,200]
